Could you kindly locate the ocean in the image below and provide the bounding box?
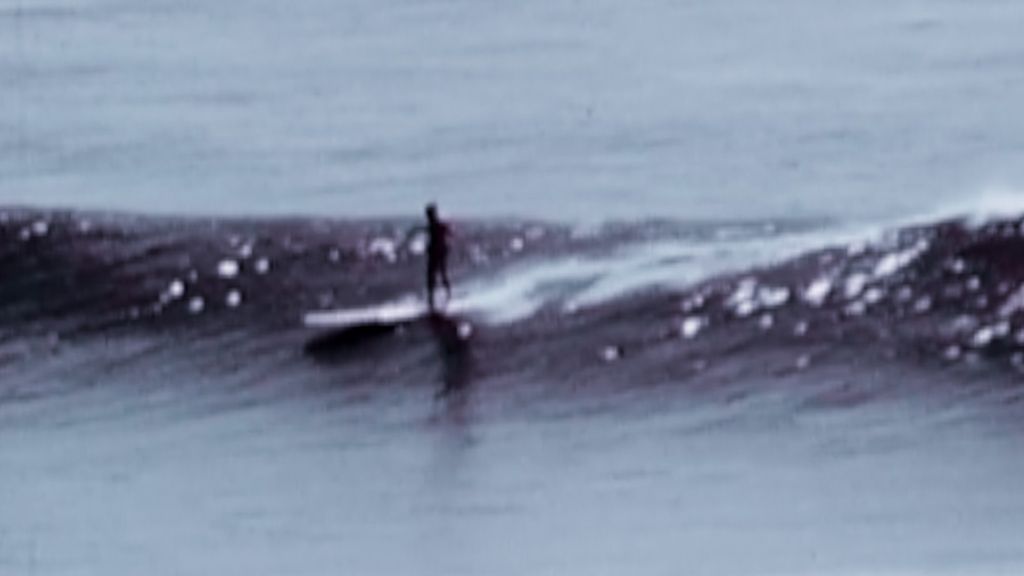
[3,1,1024,575]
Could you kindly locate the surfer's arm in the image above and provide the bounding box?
[400,225,427,249]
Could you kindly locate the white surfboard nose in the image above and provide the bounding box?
[303,298,430,328]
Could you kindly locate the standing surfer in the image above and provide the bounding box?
[422,203,453,311]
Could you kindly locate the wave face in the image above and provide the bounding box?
[5,207,1024,576]
[3,206,1024,399]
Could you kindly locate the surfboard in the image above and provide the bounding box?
[303,297,470,329]
[303,297,476,359]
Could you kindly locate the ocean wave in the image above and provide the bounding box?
[3,206,1024,394]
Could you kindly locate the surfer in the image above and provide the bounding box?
[421,203,453,311]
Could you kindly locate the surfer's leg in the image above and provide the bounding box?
[441,266,452,301]
[427,258,438,310]
[438,253,451,301]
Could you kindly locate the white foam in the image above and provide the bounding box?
[679,316,705,339]
[456,256,605,322]
[735,300,757,318]
[971,326,996,348]
[368,238,397,263]
[897,187,1024,229]
[999,282,1024,315]
[217,260,240,278]
[728,278,759,317]
[913,296,933,314]
[949,315,979,335]
[793,320,809,336]
[188,297,205,314]
[873,240,928,279]
[680,294,705,313]
[758,286,791,308]
[944,344,963,361]
[408,235,427,255]
[994,321,1011,338]
[844,273,869,300]
[804,277,833,307]
[847,241,868,257]
[600,345,621,362]
[31,220,49,236]
[437,223,892,325]
[167,279,186,299]
[593,225,877,310]
[845,300,867,316]
[863,287,885,305]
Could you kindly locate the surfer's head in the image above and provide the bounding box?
[425,203,438,221]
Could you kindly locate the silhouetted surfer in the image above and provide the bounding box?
[422,203,453,310]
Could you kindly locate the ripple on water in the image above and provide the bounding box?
[793,321,809,337]
[913,296,932,314]
[944,345,962,362]
[601,345,621,362]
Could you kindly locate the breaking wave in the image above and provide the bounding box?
[3,205,1024,401]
